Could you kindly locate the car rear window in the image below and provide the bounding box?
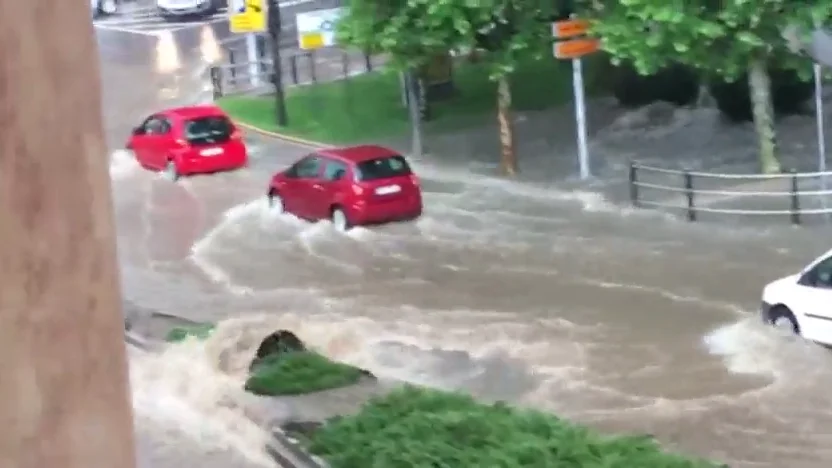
[184,116,233,145]
[355,155,411,181]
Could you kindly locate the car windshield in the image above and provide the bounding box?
[355,155,411,181]
[184,116,233,145]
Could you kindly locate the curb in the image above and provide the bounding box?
[237,122,328,150]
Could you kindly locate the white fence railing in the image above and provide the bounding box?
[628,162,832,224]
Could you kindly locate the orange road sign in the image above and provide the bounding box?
[552,19,590,39]
[554,38,599,59]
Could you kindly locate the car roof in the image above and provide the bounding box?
[318,145,400,163]
[162,105,227,119]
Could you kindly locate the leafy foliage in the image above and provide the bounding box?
[585,0,830,80]
[336,0,558,79]
[244,351,364,396]
[165,323,215,342]
[309,385,724,467]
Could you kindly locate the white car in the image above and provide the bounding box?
[156,0,226,19]
[762,248,832,345]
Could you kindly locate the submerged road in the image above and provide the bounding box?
[98,18,832,468]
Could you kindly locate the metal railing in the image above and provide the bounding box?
[628,161,832,225]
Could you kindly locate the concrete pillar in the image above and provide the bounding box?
[0,1,136,468]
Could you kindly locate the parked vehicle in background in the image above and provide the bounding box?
[156,0,226,19]
[267,146,423,232]
[91,0,119,19]
[126,105,248,180]
[761,247,832,346]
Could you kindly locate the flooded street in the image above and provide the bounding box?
[101,21,832,468]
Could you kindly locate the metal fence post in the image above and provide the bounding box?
[790,169,801,225]
[342,51,349,79]
[364,52,372,72]
[256,35,268,74]
[289,55,298,85]
[228,50,237,85]
[209,66,223,99]
[628,161,639,207]
[308,52,317,83]
[684,170,696,222]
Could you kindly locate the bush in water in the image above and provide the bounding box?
[164,323,215,342]
[612,62,700,108]
[308,385,725,468]
[244,351,365,396]
[710,68,813,122]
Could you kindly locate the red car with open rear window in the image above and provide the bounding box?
[267,145,422,231]
[127,105,247,180]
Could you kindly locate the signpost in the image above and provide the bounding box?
[296,7,343,50]
[229,0,267,87]
[552,18,599,180]
[814,63,828,218]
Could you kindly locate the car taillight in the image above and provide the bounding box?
[231,130,243,140]
[410,174,420,186]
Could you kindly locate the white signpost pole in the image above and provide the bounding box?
[814,63,828,218]
[572,57,589,179]
[553,18,598,180]
[246,33,261,87]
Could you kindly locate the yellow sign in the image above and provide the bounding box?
[299,33,324,49]
[230,0,267,34]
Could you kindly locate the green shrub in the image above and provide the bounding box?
[612,62,700,108]
[244,351,364,396]
[710,67,812,122]
[164,323,215,342]
[308,385,723,468]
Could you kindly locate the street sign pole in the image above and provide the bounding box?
[572,56,589,179]
[553,18,598,180]
[268,0,288,126]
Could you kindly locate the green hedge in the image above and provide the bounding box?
[244,351,365,396]
[308,385,724,468]
[164,323,215,342]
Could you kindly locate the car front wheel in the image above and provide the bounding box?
[769,305,800,336]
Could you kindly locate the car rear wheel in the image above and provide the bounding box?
[331,207,350,232]
[164,160,179,181]
[268,191,284,214]
[769,305,800,336]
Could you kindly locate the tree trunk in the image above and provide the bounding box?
[496,75,518,175]
[0,1,137,467]
[748,55,781,173]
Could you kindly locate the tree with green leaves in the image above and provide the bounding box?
[336,0,557,175]
[586,0,832,173]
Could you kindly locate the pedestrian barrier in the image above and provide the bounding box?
[210,34,377,97]
[628,161,832,225]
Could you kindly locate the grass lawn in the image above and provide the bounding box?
[165,323,215,342]
[307,385,725,468]
[218,55,608,145]
[244,351,365,396]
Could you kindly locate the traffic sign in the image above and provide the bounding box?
[230,0,267,34]
[552,19,589,39]
[553,38,599,59]
[296,7,343,50]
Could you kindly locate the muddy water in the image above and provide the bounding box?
[101,24,832,468]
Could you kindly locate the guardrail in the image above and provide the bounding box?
[628,161,832,225]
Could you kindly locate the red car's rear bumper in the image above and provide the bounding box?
[178,151,247,175]
[348,196,422,225]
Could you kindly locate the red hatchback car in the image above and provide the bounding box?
[127,105,247,180]
[267,145,422,231]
